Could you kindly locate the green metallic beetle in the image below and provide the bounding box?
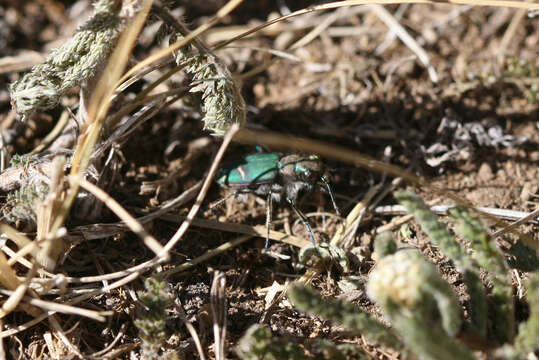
[216,153,340,247]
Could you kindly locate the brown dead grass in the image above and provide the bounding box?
[0,0,537,359]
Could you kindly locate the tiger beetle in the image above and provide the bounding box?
[216,153,340,247]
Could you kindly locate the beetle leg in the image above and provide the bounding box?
[321,175,341,216]
[265,191,273,248]
[286,198,316,246]
[209,191,237,212]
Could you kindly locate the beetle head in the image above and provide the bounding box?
[278,154,323,183]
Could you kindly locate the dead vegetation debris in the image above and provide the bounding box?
[0,0,537,359]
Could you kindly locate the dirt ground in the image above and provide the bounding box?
[0,0,537,359]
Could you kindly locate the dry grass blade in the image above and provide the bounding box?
[160,215,310,248]
[0,0,535,357]
[119,0,244,84]
[67,272,141,307]
[374,205,538,222]
[330,185,380,246]
[288,6,347,50]
[214,0,539,51]
[0,238,22,291]
[0,223,39,266]
[326,0,538,9]
[161,235,253,278]
[88,323,128,358]
[491,207,539,238]
[172,297,207,360]
[0,282,27,319]
[497,7,528,64]
[68,181,202,244]
[376,213,414,233]
[47,316,84,358]
[233,128,539,250]
[0,320,4,359]
[368,4,438,82]
[234,127,423,183]
[35,156,66,271]
[30,111,70,155]
[76,177,167,259]
[0,312,49,338]
[0,51,45,74]
[5,242,36,268]
[211,271,227,360]
[161,124,240,253]
[0,289,106,322]
[1,247,41,319]
[48,0,154,241]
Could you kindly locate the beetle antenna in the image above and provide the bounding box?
[321,175,341,217]
[286,198,316,246]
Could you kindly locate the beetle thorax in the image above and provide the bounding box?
[278,154,323,183]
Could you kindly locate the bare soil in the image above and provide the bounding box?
[0,1,537,359]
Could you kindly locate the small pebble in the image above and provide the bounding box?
[478,162,494,182]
